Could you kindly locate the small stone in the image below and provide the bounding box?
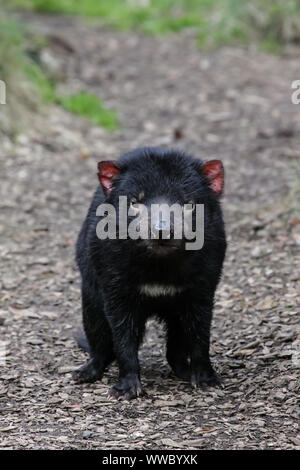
[273,392,286,402]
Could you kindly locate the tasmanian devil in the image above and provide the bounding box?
[73,146,226,399]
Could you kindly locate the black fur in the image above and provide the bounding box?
[75,327,90,353]
[73,147,226,399]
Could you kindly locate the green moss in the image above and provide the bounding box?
[24,62,56,102]
[57,92,119,130]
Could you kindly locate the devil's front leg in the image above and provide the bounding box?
[184,292,221,388]
[73,280,115,384]
[104,292,146,400]
[166,315,191,381]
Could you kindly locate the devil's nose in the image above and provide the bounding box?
[154,220,168,231]
[151,220,172,239]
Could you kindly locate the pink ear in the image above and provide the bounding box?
[97,161,120,194]
[203,160,224,196]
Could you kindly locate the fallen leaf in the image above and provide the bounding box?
[154,400,185,407]
[195,426,217,434]
[233,349,255,356]
[9,307,39,319]
[256,296,277,311]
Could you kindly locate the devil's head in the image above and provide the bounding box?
[96,147,224,256]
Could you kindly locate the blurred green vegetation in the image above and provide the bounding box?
[2,0,300,135]
[0,12,40,134]
[57,92,119,130]
[0,3,119,134]
[10,0,300,49]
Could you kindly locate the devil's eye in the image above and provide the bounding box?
[185,201,196,211]
[130,197,140,209]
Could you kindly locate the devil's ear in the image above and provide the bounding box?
[98,160,120,194]
[203,160,224,196]
[97,161,121,195]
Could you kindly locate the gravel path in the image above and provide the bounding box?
[0,14,299,450]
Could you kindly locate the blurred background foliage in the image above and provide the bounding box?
[0,11,40,134]
[1,0,300,135]
[9,0,300,49]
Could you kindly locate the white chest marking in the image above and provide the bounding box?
[140,284,185,297]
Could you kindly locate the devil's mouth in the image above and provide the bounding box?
[157,241,177,247]
[146,239,180,254]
